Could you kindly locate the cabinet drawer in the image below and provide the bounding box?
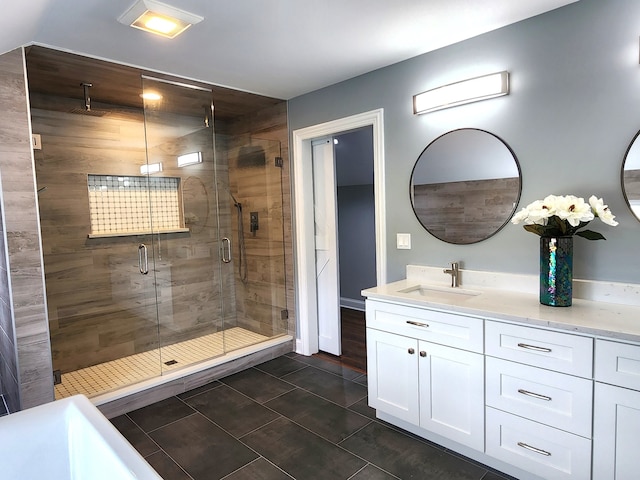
[485,321,593,377]
[486,357,592,438]
[486,407,592,480]
[595,339,640,390]
[366,300,483,352]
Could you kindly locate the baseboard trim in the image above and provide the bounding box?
[340,297,365,311]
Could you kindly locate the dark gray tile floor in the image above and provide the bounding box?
[111,352,516,480]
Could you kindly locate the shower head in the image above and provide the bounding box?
[237,145,266,168]
[69,82,109,116]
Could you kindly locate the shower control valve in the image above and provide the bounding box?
[250,212,259,235]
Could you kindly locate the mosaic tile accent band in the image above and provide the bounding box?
[88,174,184,236]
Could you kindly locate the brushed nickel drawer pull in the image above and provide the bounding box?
[517,389,552,402]
[517,442,551,457]
[419,351,427,357]
[517,343,552,353]
[406,320,429,328]
[408,348,415,354]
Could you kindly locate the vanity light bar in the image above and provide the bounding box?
[413,71,509,115]
[177,151,202,167]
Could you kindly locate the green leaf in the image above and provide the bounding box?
[575,230,606,240]
[523,225,545,236]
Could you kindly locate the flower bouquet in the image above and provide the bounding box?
[511,194,617,306]
[511,194,618,239]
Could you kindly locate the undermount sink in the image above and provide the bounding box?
[397,284,481,300]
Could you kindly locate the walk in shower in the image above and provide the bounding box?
[27,48,289,401]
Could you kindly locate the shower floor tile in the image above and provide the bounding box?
[55,327,269,399]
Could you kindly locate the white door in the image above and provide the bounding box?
[311,137,341,355]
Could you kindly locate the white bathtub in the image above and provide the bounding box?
[0,394,161,480]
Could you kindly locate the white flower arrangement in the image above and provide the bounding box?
[511,194,618,240]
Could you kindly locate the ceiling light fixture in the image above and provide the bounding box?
[413,71,509,115]
[118,0,203,39]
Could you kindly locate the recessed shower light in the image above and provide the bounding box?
[140,91,163,101]
[118,0,203,39]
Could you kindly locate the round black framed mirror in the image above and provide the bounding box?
[409,128,522,244]
[622,130,640,222]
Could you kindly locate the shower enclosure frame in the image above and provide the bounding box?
[31,67,291,407]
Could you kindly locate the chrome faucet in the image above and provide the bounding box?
[443,262,459,287]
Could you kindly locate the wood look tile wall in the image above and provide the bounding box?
[0,48,53,411]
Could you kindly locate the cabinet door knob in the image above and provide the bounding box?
[408,348,415,354]
[419,351,427,357]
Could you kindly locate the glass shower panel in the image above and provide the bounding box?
[141,76,226,372]
[216,134,288,346]
[33,94,163,399]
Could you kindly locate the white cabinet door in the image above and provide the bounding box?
[593,382,640,480]
[418,340,485,451]
[367,328,419,424]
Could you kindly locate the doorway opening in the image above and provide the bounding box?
[292,109,386,360]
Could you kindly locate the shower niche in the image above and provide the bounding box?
[26,46,290,400]
[87,174,188,238]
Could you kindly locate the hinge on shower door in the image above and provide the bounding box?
[281,309,289,320]
[53,370,62,385]
[275,157,283,168]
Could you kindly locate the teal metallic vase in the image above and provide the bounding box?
[540,236,573,307]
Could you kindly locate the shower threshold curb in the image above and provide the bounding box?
[91,335,293,409]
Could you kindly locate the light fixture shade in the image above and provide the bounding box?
[177,152,202,167]
[413,71,509,115]
[140,162,163,175]
[118,0,203,39]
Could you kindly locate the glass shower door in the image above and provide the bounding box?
[216,134,288,344]
[36,95,163,399]
[141,76,225,372]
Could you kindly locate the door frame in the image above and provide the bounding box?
[292,109,386,355]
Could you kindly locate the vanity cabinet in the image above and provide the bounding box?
[366,300,485,451]
[593,339,640,480]
[485,321,593,480]
[364,273,640,480]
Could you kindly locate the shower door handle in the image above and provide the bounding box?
[221,237,232,263]
[138,243,149,274]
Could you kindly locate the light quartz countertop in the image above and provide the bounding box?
[362,277,640,344]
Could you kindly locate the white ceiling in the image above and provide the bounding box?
[0,0,578,99]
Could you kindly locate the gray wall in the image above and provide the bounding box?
[335,127,376,304]
[337,184,376,302]
[289,0,640,284]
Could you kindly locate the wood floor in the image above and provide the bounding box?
[317,307,366,373]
